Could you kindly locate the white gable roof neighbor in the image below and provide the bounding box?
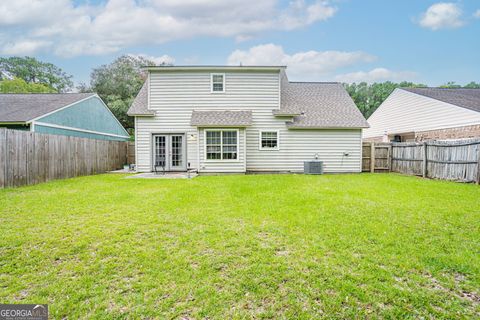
[364,88,480,138]
[402,87,480,113]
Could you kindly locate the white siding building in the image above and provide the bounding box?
[128,66,368,174]
[364,88,480,142]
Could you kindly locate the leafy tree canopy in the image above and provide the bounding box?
[440,81,480,89]
[0,78,56,93]
[0,56,73,92]
[82,55,163,129]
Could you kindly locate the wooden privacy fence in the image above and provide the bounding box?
[363,139,480,184]
[127,141,135,165]
[0,128,127,188]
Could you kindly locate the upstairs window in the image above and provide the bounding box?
[211,73,225,93]
[259,131,279,150]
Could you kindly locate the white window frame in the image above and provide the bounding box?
[210,73,225,93]
[204,129,240,162]
[259,130,280,151]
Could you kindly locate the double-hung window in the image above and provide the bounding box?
[206,130,238,160]
[259,130,279,150]
[211,73,225,93]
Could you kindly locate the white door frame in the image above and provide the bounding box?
[152,133,187,171]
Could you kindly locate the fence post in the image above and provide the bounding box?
[476,145,480,185]
[370,142,375,173]
[422,142,428,178]
[0,128,6,188]
[388,144,392,172]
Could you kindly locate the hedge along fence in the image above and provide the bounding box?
[363,139,480,184]
[0,128,128,188]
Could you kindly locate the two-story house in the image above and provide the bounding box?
[127,66,369,174]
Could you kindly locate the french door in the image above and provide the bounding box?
[153,134,186,171]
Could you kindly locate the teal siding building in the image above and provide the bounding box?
[0,93,129,141]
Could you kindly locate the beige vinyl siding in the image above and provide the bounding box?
[135,116,198,172]
[135,70,281,172]
[135,69,364,173]
[246,129,362,173]
[364,89,480,139]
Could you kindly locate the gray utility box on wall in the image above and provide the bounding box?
[304,160,324,174]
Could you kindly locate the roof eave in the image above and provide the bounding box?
[191,124,252,128]
[273,111,302,117]
[144,66,285,72]
[287,125,369,130]
[0,121,28,124]
[127,112,155,117]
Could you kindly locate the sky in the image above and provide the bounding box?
[0,0,479,87]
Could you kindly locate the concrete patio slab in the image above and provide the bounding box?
[125,172,198,179]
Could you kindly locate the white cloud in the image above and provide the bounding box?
[278,0,337,30]
[419,2,464,30]
[128,54,175,65]
[474,10,480,18]
[335,68,417,83]
[0,0,337,57]
[227,44,376,80]
[1,40,52,55]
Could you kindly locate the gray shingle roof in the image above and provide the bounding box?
[127,81,154,116]
[191,110,252,127]
[402,88,480,113]
[0,93,95,122]
[280,81,369,129]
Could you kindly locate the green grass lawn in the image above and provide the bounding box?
[0,174,479,319]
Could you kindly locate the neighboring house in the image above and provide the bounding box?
[364,88,480,142]
[128,66,368,174]
[0,93,130,141]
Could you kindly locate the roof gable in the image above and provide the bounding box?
[0,93,95,122]
[402,88,480,113]
[281,81,369,129]
[127,81,153,116]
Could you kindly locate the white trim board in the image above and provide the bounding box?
[33,121,130,139]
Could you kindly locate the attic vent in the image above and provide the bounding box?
[304,160,323,174]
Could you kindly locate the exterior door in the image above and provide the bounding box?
[153,134,186,171]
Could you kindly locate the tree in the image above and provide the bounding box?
[0,78,56,93]
[0,56,73,92]
[86,55,163,129]
[439,81,462,89]
[344,81,427,118]
[463,82,480,89]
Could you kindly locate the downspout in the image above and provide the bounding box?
[197,128,201,173]
[243,128,247,172]
[134,116,138,171]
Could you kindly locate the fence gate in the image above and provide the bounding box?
[362,142,392,173]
